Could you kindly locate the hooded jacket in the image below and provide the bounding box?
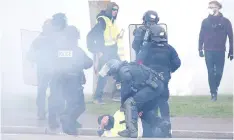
[199,13,233,54]
[87,2,119,56]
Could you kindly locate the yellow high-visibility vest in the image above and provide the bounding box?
[96,16,126,60]
[96,16,119,46]
[102,110,143,137]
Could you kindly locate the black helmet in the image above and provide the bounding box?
[150,24,167,42]
[99,59,122,77]
[42,19,52,34]
[143,10,159,25]
[64,25,80,39]
[52,13,67,30]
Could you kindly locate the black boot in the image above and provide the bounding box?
[118,97,138,138]
[48,114,60,130]
[159,120,172,138]
[61,115,78,136]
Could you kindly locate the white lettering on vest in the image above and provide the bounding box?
[58,50,73,57]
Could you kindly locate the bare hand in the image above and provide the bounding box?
[138,111,143,117]
[97,52,103,58]
[117,29,125,40]
[100,116,109,129]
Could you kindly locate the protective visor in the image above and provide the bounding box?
[99,64,110,77]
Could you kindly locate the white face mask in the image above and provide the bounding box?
[208,9,215,15]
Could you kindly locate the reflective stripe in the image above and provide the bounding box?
[96,16,119,46]
[102,110,142,137]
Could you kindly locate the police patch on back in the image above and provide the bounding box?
[58,50,73,57]
[55,49,75,74]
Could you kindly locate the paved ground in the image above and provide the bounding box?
[2,106,233,132]
[2,134,99,140]
[1,134,232,140]
[1,93,233,133]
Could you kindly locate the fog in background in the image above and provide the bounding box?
[0,0,233,98]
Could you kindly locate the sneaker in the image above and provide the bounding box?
[93,99,106,105]
[45,126,62,134]
[61,123,78,136]
[112,97,121,102]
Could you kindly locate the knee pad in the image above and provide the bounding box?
[123,97,138,122]
[123,97,136,107]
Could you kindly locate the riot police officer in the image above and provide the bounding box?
[97,109,171,138]
[132,10,160,55]
[47,13,68,130]
[52,25,93,135]
[133,11,181,138]
[99,59,165,138]
[28,19,54,120]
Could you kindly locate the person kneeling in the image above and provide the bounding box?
[97,109,171,138]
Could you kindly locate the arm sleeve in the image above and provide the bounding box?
[136,43,151,64]
[77,47,93,69]
[169,45,181,73]
[198,20,205,51]
[226,19,233,54]
[132,28,144,54]
[86,18,106,53]
[119,67,133,105]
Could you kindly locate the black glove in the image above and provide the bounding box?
[199,50,204,57]
[228,52,233,61]
[120,105,125,112]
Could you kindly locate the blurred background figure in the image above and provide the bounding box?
[53,25,93,135]
[47,13,68,130]
[27,19,54,120]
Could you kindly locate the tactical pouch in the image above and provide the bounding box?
[145,73,158,89]
[140,64,164,89]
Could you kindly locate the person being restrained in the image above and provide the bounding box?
[96,59,171,138]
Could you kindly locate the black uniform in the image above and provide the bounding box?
[27,20,55,120]
[133,24,181,125]
[99,60,165,138]
[51,26,93,135]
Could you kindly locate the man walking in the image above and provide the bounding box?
[199,0,233,101]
